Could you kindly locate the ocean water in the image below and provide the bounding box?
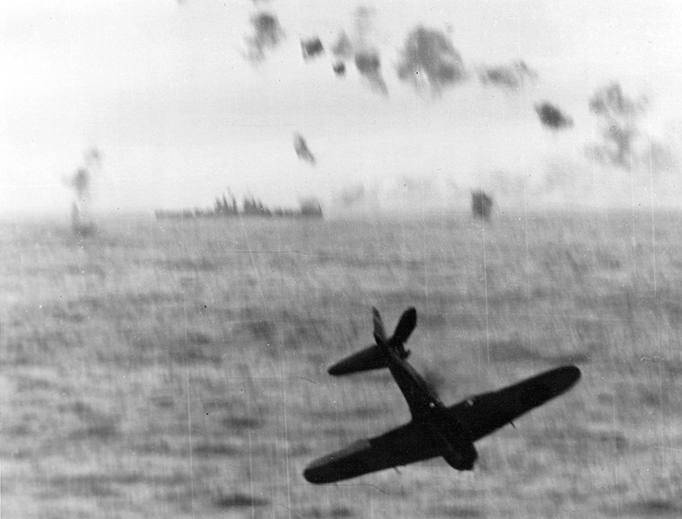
[1,211,681,518]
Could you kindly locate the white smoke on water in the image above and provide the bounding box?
[328,174,467,217]
[324,146,682,219]
[65,148,101,234]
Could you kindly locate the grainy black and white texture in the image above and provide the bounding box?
[2,213,682,517]
[2,2,682,518]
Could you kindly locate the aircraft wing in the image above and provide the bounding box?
[450,365,581,442]
[303,420,446,484]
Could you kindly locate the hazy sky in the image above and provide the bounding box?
[2,0,682,216]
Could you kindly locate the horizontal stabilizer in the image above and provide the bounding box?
[328,307,416,376]
[328,344,386,376]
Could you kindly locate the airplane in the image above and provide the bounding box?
[303,307,581,484]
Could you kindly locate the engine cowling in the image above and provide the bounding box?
[442,443,478,471]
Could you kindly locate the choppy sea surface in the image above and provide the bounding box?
[2,211,682,518]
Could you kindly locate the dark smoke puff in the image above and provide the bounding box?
[355,51,379,71]
[333,61,346,76]
[479,61,537,89]
[471,190,493,221]
[301,37,324,60]
[354,50,387,95]
[294,133,316,165]
[535,102,573,130]
[245,12,285,63]
[396,27,467,93]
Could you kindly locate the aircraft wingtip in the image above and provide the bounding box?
[566,364,581,377]
[558,365,582,389]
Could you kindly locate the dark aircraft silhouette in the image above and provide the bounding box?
[303,307,581,484]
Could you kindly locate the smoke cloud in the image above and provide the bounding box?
[354,50,387,95]
[332,61,346,76]
[645,140,679,174]
[331,31,353,60]
[66,148,101,236]
[293,133,316,164]
[353,5,375,47]
[70,168,91,202]
[535,102,573,130]
[338,184,367,207]
[244,11,285,64]
[396,26,468,94]
[349,7,388,95]
[329,183,380,217]
[478,60,537,89]
[586,82,649,170]
[330,32,352,77]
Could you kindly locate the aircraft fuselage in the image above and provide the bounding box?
[304,307,581,484]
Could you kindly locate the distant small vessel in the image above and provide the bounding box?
[155,194,323,220]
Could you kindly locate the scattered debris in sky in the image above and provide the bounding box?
[294,133,316,164]
[332,61,346,76]
[478,60,537,89]
[396,26,468,94]
[245,11,285,64]
[354,50,387,95]
[301,37,324,61]
[535,102,574,130]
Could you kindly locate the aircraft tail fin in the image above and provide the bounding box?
[328,307,415,376]
[372,307,387,345]
[389,307,416,354]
